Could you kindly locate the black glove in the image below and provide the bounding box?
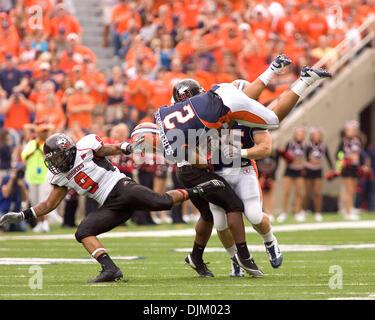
[189,179,225,197]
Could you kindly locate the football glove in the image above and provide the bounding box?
[0,211,25,226]
[191,179,225,197]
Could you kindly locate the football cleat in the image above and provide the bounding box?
[300,66,332,86]
[87,267,123,283]
[230,261,244,277]
[232,254,264,278]
[185,254,214,277]
[270,54,292,74]
[264,238,283,268]
[192,179,225,197]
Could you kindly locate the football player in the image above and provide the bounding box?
[0,133,225,283]
[155,55,331,277]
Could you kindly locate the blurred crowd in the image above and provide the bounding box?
[0,0,375,232]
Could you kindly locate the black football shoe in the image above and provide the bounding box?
[185,254,214,277]
[87,267,123,283]
[232,254,264,278]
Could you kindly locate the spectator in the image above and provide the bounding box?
[0,54,28,97]
[34,81,66,130]
[311,35,339,66]
[21,124,56,232]
[304,3,328,46]
[159,34,175,70]
[1,92,34,131]
[59,33,96,74]
[49,3,82,39]
[66,80,95,130]
[0,164,28,232]
[0,128,13,181]
[101,0,118,47]
[106,66,127,123]
[111,0,141,56]
[127,65,152,117]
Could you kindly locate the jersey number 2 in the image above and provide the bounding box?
[74,172,99,194]
[163,104,195,129]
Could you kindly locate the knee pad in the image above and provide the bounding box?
[243,197,263,225]
[75,225,91,243]
[209,203,228,231]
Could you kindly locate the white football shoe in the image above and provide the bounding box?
[295,212,306,222]
[344,213,360,221]
[42,220,50,233]
[33,222,43,233]
[277,213,288,223]
[314,213,323,222]
[230,261,244,277]
[182,214,191,224]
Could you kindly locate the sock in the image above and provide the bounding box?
[97,253,117,270]
[261,230,275,243]
[191,242,205,263]
[225,244,237,258]
[291,80,309,97]
[236,242,250,259]
[258,66,276,86]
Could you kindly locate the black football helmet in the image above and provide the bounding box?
[172,79,204,103]
[44,133,77,174]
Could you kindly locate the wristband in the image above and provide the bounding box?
[240,149,248,158]
[177,189,187,202]
[22,207,37,220]
[120,142,131,155]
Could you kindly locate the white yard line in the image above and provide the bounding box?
[0,256,143,265]
[0,220,374,241]
[173,243,375,253]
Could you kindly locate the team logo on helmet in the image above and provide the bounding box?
[56,136,71,150]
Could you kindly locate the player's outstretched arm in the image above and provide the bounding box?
[95,137,145,157]
[0,185,67,226]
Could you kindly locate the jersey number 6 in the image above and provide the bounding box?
[74,172,99,194]
[163,104,195,129]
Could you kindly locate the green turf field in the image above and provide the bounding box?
[0,213,374,300]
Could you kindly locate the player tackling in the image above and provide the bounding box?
[0,133,225,283]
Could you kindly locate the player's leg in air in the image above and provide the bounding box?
[214,56,332,129]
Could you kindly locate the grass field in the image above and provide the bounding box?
[0,213,374,300]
